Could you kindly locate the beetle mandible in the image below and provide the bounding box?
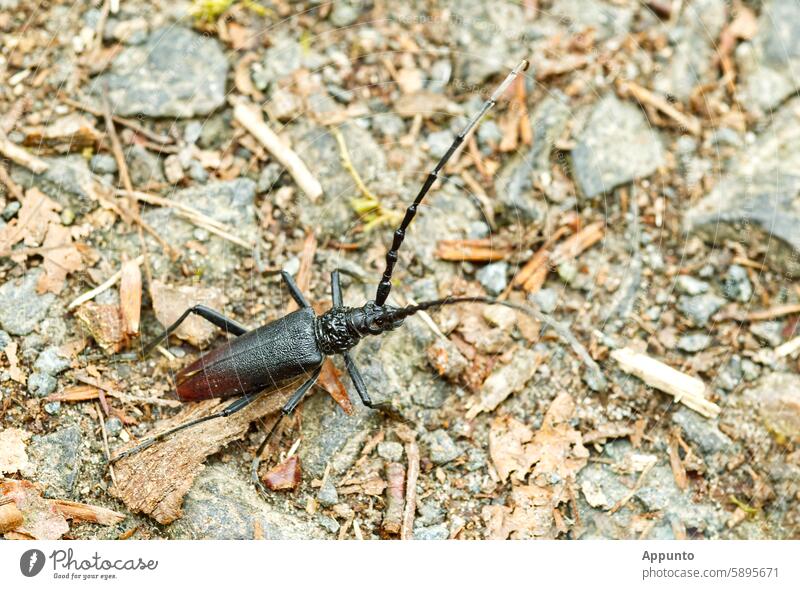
[111,60,531,494]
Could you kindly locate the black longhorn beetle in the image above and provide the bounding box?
[111,60,531,495]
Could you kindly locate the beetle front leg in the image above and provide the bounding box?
[343,351,403,420]
[142,304,248,357]
[251,366,321,495]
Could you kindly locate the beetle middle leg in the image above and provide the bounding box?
[142,304,248,357]
[251,366,322,493]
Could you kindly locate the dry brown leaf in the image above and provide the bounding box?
[3,341,25,385]
[394,91,461,118]
[468,348,540,419]
[262,455,301,491]
[0,480,69,540]
[150,280,226,347]
[317,359,353,415]
[0,428,32,475]
[119,257,142,335]
[37,222,83,294]
[75,302,127,354]
[485,392,588,539]
[0,188,60,253]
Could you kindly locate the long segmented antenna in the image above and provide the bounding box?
[374,59,530,306]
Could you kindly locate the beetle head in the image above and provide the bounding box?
[353,301,406,336]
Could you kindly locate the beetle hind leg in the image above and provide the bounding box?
[141,304,248,358]
[251,366,322,496]
[343,351,405,420]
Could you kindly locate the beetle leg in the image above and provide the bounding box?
[344,351,405,420]
[251,366,321,494]
[110,390,267,463]
[281,270,311,308]
[142,304,248,357]
[331,270,343,308]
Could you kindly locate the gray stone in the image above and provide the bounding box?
[654,0,727,102]
[677,333,712,352]
[550,0,633,41]
[371,112,405,137]
[2,200,20,221]
[531,288,558,313]
[44,401,61,415]
[168,464,328,539]
[675,275,709,295]
[672,407,734,456]
[377,441,403,462]
[0,270,56,336]
[495,95,570,221]
[33,346,71,376]
[413,523,449,540]
[736,0,800,115]
[257,162,284,192]
[10,155,96,213]
[93,27,228,118]
[422,429,462,465]
[723,265,753,302]
[105,416,123,437]
[89,153,117,174]
[750,321,784,347]
[317,477,339,507]
[123,179,257,281]
[684,98,800,277]
[27,372,57,397]
[125,144,164,186]
[677,294,724,326]
[417,501,446,526]
[746,372,800,442]
[252,34,325,89]
[292,122,398,239]
[28,426,82,498]
[716,355,743,392]
[444,0,528,84]
[0,330,10,350]
[300,389,379,478]
[571,95,664,198]
[476,262,508,296]
[330,1,360,26]
[317,514,340,534]
[426,130,455,159]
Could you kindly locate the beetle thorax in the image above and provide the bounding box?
[315,302,406,355]
[315,307,360,354]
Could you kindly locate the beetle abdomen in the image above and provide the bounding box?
[175,307,323,401]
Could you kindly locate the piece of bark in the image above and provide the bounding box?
[52,500,125,525]
[0,131,48,173]
[110,382,298,524]
[0,427,32,475]
[0,480,69,539]
[75,302,127,354]
[381,462,405,538]
[610,347,720,418]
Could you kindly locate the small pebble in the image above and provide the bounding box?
[105,416,123,436]
[44,401,61,415]
[476,261,508,296]
[531,288,558,313]
[27,372,57,397]
[723,265,753,302]
[377,441,403,462]
[89,153,118,174]
[317,477,339,507]
[317,514,340,534]
[422,430,462,465]
[675,275,709,295]
[677,333,712,353]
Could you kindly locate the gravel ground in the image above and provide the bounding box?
[0,0,799,540]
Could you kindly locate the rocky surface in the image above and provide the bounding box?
[92,27,229,118]
[737,0,800,115]
[685,97,800,277]
[571,95,665,198]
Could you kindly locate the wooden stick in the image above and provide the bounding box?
[611,347,720,418]
[233,101,323,201]
[59,96,173,144]
[617,80,702,136]
[0,130,48,173]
